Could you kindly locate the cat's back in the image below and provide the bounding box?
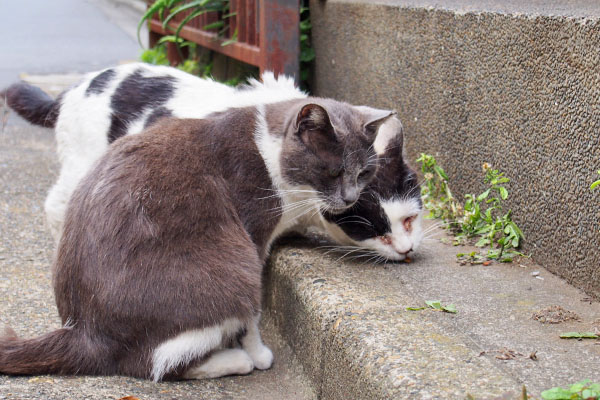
[54,113,263,328]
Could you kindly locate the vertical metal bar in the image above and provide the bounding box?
[259,0,299,80]
[238,0,247,43]
[229,0,238,40]
[255,0,260,48]
[246,0,256,46]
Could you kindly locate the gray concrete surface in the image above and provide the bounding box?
[0,0,143,88]
[266,232,600,399]
[0,111,316,400]
[309,0,600,298]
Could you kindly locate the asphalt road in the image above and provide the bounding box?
[0,0,142,88]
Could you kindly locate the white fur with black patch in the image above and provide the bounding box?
[46,63,306,240]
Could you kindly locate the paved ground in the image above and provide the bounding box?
[0,111,316,399]
[0,0,143,88]
[0,2,316,398]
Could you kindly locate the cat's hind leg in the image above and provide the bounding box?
[151,318,244,382]
[241,314,273,370]
[183,348,254,379]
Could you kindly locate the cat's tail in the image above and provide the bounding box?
[0,82,60,128]
[0,324,96,376]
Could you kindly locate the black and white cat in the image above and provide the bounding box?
[3,63,423,260]
[0,97,395,380]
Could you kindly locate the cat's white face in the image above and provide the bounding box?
[322,197,423,262]
[355,198,423,261]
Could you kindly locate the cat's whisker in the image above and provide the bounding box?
[422,222,444,234]
[333,214,374,227]
[334,247,366,262]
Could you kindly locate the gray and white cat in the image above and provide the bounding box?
[0,97,394,380]
[3,63,423,260]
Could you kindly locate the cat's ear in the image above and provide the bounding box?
[358,106,397,141]
[295,103,339,154]
[373,116,403,156]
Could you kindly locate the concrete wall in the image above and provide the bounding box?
[309,0,600,297]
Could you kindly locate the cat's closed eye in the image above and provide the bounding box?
[358,167,374,180]
[328,167,343,178]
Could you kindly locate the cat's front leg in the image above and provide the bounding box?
[240,314,274,370]
[183,348,254,379]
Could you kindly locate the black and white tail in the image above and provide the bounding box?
[1,82,60,128]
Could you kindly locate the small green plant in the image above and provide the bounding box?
[417,155,526,263]
[458,166,524,262]
[541,380,600,400]
[591,171,600,191]
[407,300,457,313]
[416,153,461,222]
[140,44,170,65]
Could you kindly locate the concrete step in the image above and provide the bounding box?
[265,230,600,399]
[0,116,316,400]
[308,0,600,299]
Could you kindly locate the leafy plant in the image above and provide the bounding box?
[416,153,461,222]
[416,155,526,263]
[541,380,600,400]
[458,166,524,262]
[591,171,600,191]
[140,45,169,65]
[138,0,234,47]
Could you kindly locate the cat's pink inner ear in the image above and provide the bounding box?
[296,103,332,130]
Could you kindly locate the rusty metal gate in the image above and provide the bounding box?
[148,0,300,78]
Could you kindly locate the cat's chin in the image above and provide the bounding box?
[354,237,407,262]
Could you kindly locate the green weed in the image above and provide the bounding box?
[416,153,461,222]
[417,155,525,263]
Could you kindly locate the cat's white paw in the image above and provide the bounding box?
[184,349,254,379]
[247,344,273,370]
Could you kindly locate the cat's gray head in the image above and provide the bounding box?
[321,117,424,261]
[274,99,395,214]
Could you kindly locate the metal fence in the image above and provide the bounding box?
[148,0,300,78]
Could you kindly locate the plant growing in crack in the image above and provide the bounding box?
[416,153,461,222]
[416,155,526,263]
[457,164,524,262]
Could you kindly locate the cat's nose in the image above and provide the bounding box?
[341,188,359,205]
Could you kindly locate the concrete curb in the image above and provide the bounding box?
[265,232,600,399]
